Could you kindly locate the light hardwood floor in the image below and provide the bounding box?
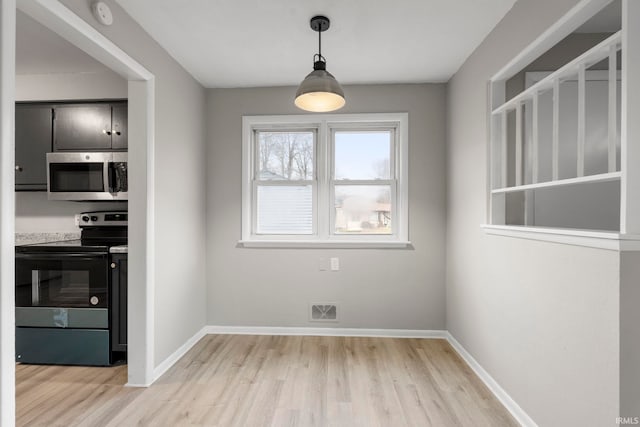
[16,335,518,426]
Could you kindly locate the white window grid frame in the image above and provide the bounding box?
[241,113,409,247]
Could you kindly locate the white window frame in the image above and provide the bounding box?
[241,113,409,248]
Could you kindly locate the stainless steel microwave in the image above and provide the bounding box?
[46,152,128,201]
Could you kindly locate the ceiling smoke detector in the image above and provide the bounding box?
[92,1,114,26]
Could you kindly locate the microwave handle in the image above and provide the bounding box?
[108,163,116,193]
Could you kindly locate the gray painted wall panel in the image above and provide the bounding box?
[620,252,640,418]
[16,71,127,101]
[206,84,447,330]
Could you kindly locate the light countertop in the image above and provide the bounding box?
[109,245,128,254]
[15,232,80,246]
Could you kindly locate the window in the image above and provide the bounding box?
[242,113,408,247]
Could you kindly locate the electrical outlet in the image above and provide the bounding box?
[330,257,339,271]
[318,257,327,271]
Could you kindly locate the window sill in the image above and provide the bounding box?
[481,224,640,251]
[238,240,412,249]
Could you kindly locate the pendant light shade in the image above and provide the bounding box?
[295,16,345,112]
[295,61,345,112]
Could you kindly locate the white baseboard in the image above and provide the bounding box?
[205,325,448,339]
[151,325,208,382]
[446,332,537,427]
[124,382,152,388]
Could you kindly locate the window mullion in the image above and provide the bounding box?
[391,180,398,237]
[390,127,397,179]
[317,122,330,239]
[251,180,258,236]
[312,127,320,238]
[328,125,336,238]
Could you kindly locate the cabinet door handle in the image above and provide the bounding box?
[15,165,23,172]
[103,129,112,136]
[111,262,117,269]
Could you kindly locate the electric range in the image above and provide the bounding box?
[15,210,127,366]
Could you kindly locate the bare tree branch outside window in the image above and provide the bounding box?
[258,132,314,180]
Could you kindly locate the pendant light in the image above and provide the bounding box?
[295,16,345,112]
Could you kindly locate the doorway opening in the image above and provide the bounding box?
[1,0,156,423]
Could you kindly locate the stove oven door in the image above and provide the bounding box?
[16,251,108,307]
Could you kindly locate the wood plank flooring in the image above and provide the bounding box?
[16,335,518,426]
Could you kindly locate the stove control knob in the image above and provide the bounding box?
[91,216,98,222]
[81,215,90,222]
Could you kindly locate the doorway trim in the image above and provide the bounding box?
[0,0,17,424]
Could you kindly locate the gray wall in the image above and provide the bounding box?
[505,32,613,99]
[206,84,446,330]
[15,193,124,232]
[16,70,127,101]
[620,252,640,417]
[446,0,620,425]
[60,0,207,367]
[14,70,127,233]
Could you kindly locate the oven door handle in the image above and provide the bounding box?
[15,252,108,259]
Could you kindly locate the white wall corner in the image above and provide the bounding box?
[446,332,538,427]
[136,325,209,387]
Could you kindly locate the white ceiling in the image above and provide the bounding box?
[115,0,518,88]
[15,10,113,75]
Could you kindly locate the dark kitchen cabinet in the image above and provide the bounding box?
[53,101,127,151]
[111,104,128,150]
[110,253,127,353]
[15,104,53,191]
